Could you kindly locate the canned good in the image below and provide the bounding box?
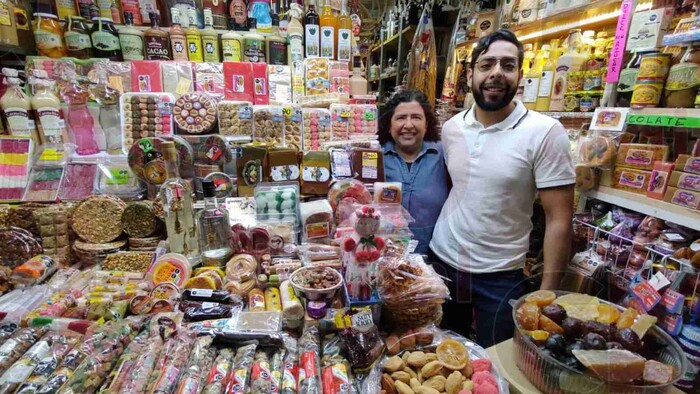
[637,53,671,79]
[567,72,583,93]
[631,79,664,108]
[564,93,580,112]
[583,70,602,91]
[580,93,601,112]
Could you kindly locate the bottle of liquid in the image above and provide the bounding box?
[119,11,145,60]
[536,45,554,111]
[349,55,368,96]
[222,29,244,61]
[31,76,67,145]
[143,11,171,60]
[61,75,99,155]
[33,13,68,58]
[186,8,203,62]
[196,180,234,266]
[170,7,189,60]
[201,8,221,62]
[336,0,352,62]
[160,141,200,264]
[64,16,92,59]
[549,29,587,111]
[244,18,266,62]
[279,0,289,37]
[90,17,122,60]
[266,14,288,64]
[305,0,320,58]
[287,2,304,63]
[523,49,544,109]
[0,69,37,144]
[369,62,379,80]
[229,0,248,30]
[249,0,272,34]
[319,0,335,59]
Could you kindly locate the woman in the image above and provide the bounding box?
[379,89,450,255]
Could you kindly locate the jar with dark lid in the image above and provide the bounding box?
[64,16,92,58]
[90,17,122,60]
[663,44,700,108]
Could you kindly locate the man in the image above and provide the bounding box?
[430,29,575,347]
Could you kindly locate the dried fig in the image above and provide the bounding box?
[421,360,443,378]
[385,356,406,373]
[400,329,416,349]
[382,373,397,394]
[386,335,401,355]
[446,371,462,394]
[392,371,412,384]
[423,376,446,391]
[395,380,416,394]
[408,351,429,368]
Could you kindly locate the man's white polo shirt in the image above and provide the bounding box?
[430,100,575,273]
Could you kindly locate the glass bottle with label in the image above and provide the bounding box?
[64,15,92,58]
[349,55,367,95]
[119,11,145,60]
[319,0,335,59]
[33,13,67,58]
[266,14,288,65]
[90,17,122,60]
[523,49,543,110]
[278,0,289,37]
[249,0,272,33]
[186,8,203,62]
[196,180,233,266]
[663,44,700,108]
[244,18,266,62]
[160,141,200,264]
[287,3,304,63]
[169,7,188,60]
[229,0,248,30]
[144,11,171,60]
[305,0,320,58]
[31,76,67,145]
[222,29,244,61]
[201,8,221,62]
[56,0,77,18]
[336,0,352,62]
[0,69,37,144]
[536,45,554,111]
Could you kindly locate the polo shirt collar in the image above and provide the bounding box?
[463,100,528,131]
[382,140,438,156]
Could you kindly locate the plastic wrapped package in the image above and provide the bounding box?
[300,151,331,195]
[234,311,283,333]
[223,62,254,102]
[328,61,350,101]
[266,148,300,185]
[10,255,57,286]
[297,326,321,394]
[0,286,53,324]
[104,61,132,94]
[0,138,33,202]
[320,334,357,394]
[57,162,97,201]
[0,321,18,346]
[281,105,302,151]
[269,65,292,106]
[259,220,298,257]
[99,325,151,394]
[201,348,235,394]
[336,308,383,370]
[218,101,254,140]
[0,326,48,370]
[127,136,195,185]
[302,108,331,151]
[195,62,225,101]
[329,104,351,141]
[224,341,258,394]
[0,227,43,269]
[249,350,272,393]
[119,331,167,393]
[161,61,195,98]
[299,199,333,241]
[181,301,236,322]
[22,167,65,202]
[32,144,72,168]
[203,172,236,199]
[349,104,378,137]
[373,182,402,204]
[130,61,164,92]
[95,156,145,201]
[0,334,52,394]
[255,183,299,222]
[253,105,285,145]
[146,328,197,394]
[280,332,298,394]
[304,58,330,96]
[576,133,618,169]
[174,335,214,394]
[119,93,175,153]
[173,91,218,134]
[14,334,80,394]
[33,205,72,266]
[327,179,372,212]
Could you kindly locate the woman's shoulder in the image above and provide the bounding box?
[423,140,445,155]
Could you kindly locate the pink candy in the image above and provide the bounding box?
[473,383,498,394]
[472,358,492,373]
[472,371,497,387]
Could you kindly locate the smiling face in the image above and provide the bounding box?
[469,40,523,112]
[389,101,428,154]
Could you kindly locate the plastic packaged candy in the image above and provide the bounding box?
[127,136,194,185]
[33,144,72,168]
[327,179,372,211]
[304,58,330,96]
[297,326,321,394]
[302,108,331,151]
[218,100,254,140]
[253,105,285,145]
[22,166,65,202]
[57,162,97,201]
[59,73,100,155]
[0,326,48,370]
[190,135,232,166]
[120,92,175,153]
[349,104,378,136]
[329,104,351,141]
[282,104,302,151]
[0,138,34,202]
[173,91,218,134]
[195,62,226,101]
[224,341,258,394]
[10,255,57,286]
[255,183,299,223]
[96,155,145,201]
[161,61,195,98]
[146,253,192,288]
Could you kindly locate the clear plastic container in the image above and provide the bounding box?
[22,167,65,202]
[253,105,285,145]
[172,91,218,134]
[305,57,330,96]
[302,108,331,151]
[58,162,97,201]
[254,182,300,223]
[349,104,378,137]
[217,100,254,140]
[32,144,72,168]
[283,104,303,151]
[329,104,351,141]
[127,135,195,185]
[120,92,176,154]
[0,137,33,202]
[96,155,145,200]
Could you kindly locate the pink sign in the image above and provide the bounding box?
[606,0,635,83]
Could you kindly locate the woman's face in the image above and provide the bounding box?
[390,101,427,152]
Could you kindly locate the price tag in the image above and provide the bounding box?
[282,106,292,119]
[364,111,376,121]
[106,169,130,185]
[39,148,63,162]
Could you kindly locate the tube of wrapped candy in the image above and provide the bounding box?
[201,348,235,394]
[270,348,285,394]
[0,334,52,394]
[173,335,214,394]
[297,326,321,394]
[280,333,298,394]
[150,329,197,394]
[224,341,258,394]
[0,326,48,370]
[15,335,80,394]
[100,326,152,393]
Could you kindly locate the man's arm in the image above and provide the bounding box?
[538,184,575,290]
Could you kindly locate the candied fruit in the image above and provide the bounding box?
[516,302,541,331]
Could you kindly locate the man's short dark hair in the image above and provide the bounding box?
[470,29,524,70]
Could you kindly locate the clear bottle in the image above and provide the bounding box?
[0,69,37,145]
[244,18,266,62]
[319,0,335,59]
[119,11,145,60]
[196,180,234,266]
[186,8,203,62]
[336,0,352,62]
[160,141,200,264]
[523,49,544,109]
[202,8,221,62]
[61,75,99,155]
[170,7,189,60]
[266,14,288,64]
[222,29,244,61]
[305,0,320,57]
[31,77,67,145]
[349,55,367,96]
[287,2,304,63]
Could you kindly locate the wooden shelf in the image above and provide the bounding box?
[541,111,594,119]
[585,186,700,231]
[370,25,416,54]
[0,44,33,56]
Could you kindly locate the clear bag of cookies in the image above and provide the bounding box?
[283,104,303,151]
[253,105,285,146]
[120,93,175,154]
[349,104,378,137]
[305,58,330,96]
[173,91,218,135]
[329,104,351,141]
[218,100,254,141]
[302,108,332,151]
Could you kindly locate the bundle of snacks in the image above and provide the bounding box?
[283,105,303,151]
[0,326,48,371]
[121,201,159,238]
[10,255,57,286]
[224,341,258,393]
[100,326,152,393]
[254,106,285,145]
[297,326,321,394]
[336,308,384,370]
[174,335,215,394]
[14,334,80,394]
[218,101,254,139]
[72,195,127,243]
[0,227,43,269]
[202,348,235,394]
[0,334,53,393]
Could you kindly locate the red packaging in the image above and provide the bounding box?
[131,60,163,92]
[321,364,351,394]
[121,0,142,24]
[647,161,675,200]
[224,61,254,102]
[253,62,269,105]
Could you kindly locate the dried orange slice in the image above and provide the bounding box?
[539,315,564,334]
[516,302,541,331]
[436,339,469,370]
[525,290,557,307]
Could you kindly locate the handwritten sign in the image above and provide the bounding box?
[627,114,700,128]
[606,0,635,83]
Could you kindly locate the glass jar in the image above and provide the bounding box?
[567,71,583,93]
[64,16,92,59]
[33,13,67,58]
[663,44,700,108]
[90,17,122,60]
[563,93,580,112]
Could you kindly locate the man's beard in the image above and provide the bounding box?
[472,80,517,111]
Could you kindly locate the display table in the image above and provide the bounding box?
[486,339,686,394]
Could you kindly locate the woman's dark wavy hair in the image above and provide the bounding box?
[377,89,439,145]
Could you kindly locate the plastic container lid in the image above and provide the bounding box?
[147,253,192,288]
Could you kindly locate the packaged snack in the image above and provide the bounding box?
[11,255,56,286]
[131,60,164,92]
[253,105,285,145]
[664,186,700,210]
[224,341,258,394]
[300,200,333,241]
[96,155,145,201]
[255,183,299,222]
[291,61,305,104]
[14,334,79,394]
[613,167,653,195]
[647,162,675,199]
[329,148,353,179]
[57,162,97,201]
[173,92,218,134]
[351,148,384,183]
[147,253,192,288]
[127,136,195,185]
[250,350,273,393]
[329,104,351,141]
[218,101,254,140]
[337,308,383,370]
[669,171,700,192]
[195,62,226,101]
[300,151,331,195]
[349,104,378,136]
[305,58,330,96]
[373,182,402,204]
[120,93,175,153]
[161,61,195,98]
[675,154,700,175]
[149,329,197,394]
[269,65,292,105]
[253,62,269,105]
[0,138,33,202]
[0,335,52,393]
[321,334,354,394]
[0,226,42,269]
[202,348,235,394]
[281,332,298,394]
[297,326,321,394]
[616,143,670,171]
[236,145,268,196]
[329,61,350,101]
[175,335,215,394]
[266,149,299,183]
[0,326,47,370]
[302,108,331,151]
[22,167,64,202]
[282,105,302,151]
[224,62,254,102]
[577,134,617,169]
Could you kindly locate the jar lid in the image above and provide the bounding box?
[34,13,58,19]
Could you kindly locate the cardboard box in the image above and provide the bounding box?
[627,8,674,51]
[664,186,700,210]
[669,171,700,192]
[615,143,669,171]
[675,154,700,175]
[647,162,675,199]
[612,167,653,194]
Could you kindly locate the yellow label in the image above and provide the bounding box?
[175,78,192,96]
[152,261,187,286]
[362,152,378,167]
[306,222,330,239]
[39,148,63,162]
[108,75,124,94]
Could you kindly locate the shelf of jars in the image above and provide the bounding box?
[369,25,416,54]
